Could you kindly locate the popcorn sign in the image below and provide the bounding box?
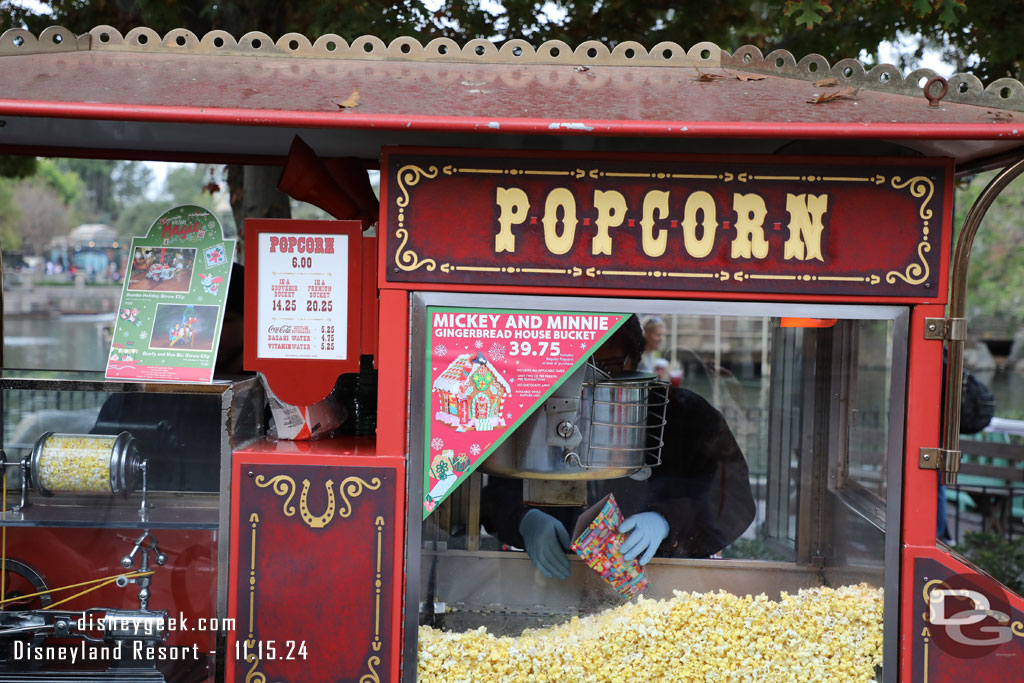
[423,309,628,517]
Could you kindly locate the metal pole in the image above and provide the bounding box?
[1,241,5,449]
[944,157,1024,460]
[713,316,721,408]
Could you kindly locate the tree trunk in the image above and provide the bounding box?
[227,164,291,264]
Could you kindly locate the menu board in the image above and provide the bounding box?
[243,219,362,407]
[256,231,348,360]
[105,205,235,383]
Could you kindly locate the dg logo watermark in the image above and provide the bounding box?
[924,572,1022,659]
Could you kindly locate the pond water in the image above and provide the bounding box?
[4,315,113,373]
[5,316,1024,418]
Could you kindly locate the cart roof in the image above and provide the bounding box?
[1,26,1023,167]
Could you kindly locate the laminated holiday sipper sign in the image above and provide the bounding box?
[106,205,235,383]
[423,308,627,518]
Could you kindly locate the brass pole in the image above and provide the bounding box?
[0,241,4,371]
[943,155,1024,472]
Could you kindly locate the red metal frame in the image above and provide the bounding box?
[2,98,1024,141]
[5,44,1018,679]
[226,443,405,683]
[362,236,379,364]
[901,304,946,681]
[375,289,409,459]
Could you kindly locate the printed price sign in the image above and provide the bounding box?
[423,308,628,517]
[244,219,362,407]
[256,232,347,360]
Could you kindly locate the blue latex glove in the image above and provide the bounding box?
[518,508,571,579]
[619,512,669,565]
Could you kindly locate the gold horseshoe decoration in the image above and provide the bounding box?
[299,478,336,529]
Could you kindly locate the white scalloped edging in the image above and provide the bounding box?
[2,26,1022,111]
[725,46,1024,111]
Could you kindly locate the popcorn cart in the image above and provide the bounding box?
[1,24,1024,683]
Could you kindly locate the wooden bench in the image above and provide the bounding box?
[952,437,1024,535]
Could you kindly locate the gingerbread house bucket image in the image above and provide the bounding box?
[433,352,511,432]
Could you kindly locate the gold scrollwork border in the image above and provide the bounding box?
[245,512,267,683]
[254,474,382,529]
[359,516,388,683]
[885,175,935,285]
[393,164,439,272]
[392,161,941,290]
[246,479,391,682]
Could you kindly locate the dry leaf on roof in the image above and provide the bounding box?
[734,73,767,82]
[814,78,840,87]
[693,68,724,82]
[807,87,859,104]
[335,89,360,109]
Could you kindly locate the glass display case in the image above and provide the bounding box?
[0,372,263,682]
[407,293,906,683]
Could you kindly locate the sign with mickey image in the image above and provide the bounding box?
[106,205,235,383]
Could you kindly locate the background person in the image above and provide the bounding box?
[638,316,666,372]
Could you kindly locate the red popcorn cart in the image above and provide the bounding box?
[0,23,1023,682]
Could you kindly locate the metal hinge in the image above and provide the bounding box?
[919,447,962,485]
[924,317,966,341]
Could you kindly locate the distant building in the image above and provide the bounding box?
[48,224,125,278]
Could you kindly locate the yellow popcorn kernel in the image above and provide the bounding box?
[418,584,883,683]
[37,435,115,493]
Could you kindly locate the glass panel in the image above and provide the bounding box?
[845,319,894,501]
[0,375,262,680]
[1,158,238,374]
[414,303,899,683]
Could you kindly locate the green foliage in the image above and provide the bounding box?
[0,180,24,251]
[953,172,1024,334]
[785,0,832,30]
[0,155,37,180]
[47,158,155,229]
[32,159,83,206]
[53,158,118,224]
[939,0,967,26]
[958,531,1024,594]
[110,164,236,238]
[909,0,935,15]
[3,0,436,43]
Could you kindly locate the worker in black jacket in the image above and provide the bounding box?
[480,315,756,579]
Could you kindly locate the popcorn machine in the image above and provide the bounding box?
[2,23,1024,682]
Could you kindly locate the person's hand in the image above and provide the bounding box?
[618,512,669,565]
[518,508,571,579]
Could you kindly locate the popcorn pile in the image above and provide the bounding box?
[37,434,114,493]
[418,584,883,682]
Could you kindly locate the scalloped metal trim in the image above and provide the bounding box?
[3,26,726,67]
[0,26,89,54]
[724,46,1024,112]
[2,25,1022,112]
